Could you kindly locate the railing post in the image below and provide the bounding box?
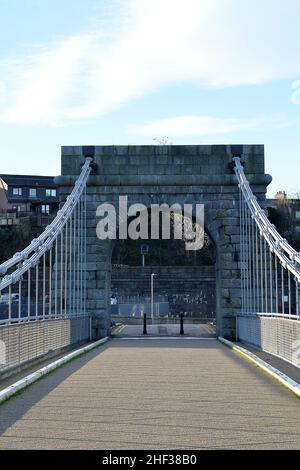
[143,313,147,335]
[89,316,92,340]
[180,313,184,335]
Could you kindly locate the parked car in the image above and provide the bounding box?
[0,293,20,304]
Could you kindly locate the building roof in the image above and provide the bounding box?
[0,174,57,188]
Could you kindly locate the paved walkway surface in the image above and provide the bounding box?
[236,342,300,385]
[0,338,300,449]
[112,322,215,338]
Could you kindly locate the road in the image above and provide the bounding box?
[112,322,215,337]
[0,338,300,449]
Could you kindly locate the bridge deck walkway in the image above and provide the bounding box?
[0,338,300,449]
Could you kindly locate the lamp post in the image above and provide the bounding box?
[151,273,156,322]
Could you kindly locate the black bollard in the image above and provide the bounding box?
[180,313,184,335]
[143,313,147,335]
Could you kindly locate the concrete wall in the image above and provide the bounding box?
[0,316,90,379]
[237,314,300,367]
[56,144,271,339]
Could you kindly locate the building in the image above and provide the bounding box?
[267,191,300,233]
[0,177,18,226]
[0,177,11,212]
[0,174,59,219]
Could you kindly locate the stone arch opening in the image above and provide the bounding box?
[108,206,218,336]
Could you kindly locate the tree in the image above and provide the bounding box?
[0,219,42,265]
[267,195,300,250]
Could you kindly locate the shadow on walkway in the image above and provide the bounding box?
[0,341,111,436]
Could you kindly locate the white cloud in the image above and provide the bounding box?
[0,81,6,104]
[129,115,291,137]
[291,80,300,105]
[1,34,95,125]
[1,0,300,125]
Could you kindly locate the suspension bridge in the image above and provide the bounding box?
[0,144,300,449]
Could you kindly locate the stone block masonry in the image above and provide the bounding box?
[111,265,216,317]
[56,145,272,339]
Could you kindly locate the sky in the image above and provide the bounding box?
[0,0,300,197]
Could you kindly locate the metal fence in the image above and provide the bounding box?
[0,158,93,378]
[0,315,91,377]
[236,313,300,367]
[111,301,170,317]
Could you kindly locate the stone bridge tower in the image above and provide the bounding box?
[56,144,271,339]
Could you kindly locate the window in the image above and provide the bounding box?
[46,189,56,197]
[29,188,37,198]
[295,211,300,220]
[12,187,22,196]
[41,204,50,215]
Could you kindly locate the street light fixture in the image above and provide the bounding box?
[141,244,149,267]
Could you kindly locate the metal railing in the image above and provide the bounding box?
[0,315,91,375]
[234,156,300,318]
[0,157,92,326]
[234,156,300,366]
